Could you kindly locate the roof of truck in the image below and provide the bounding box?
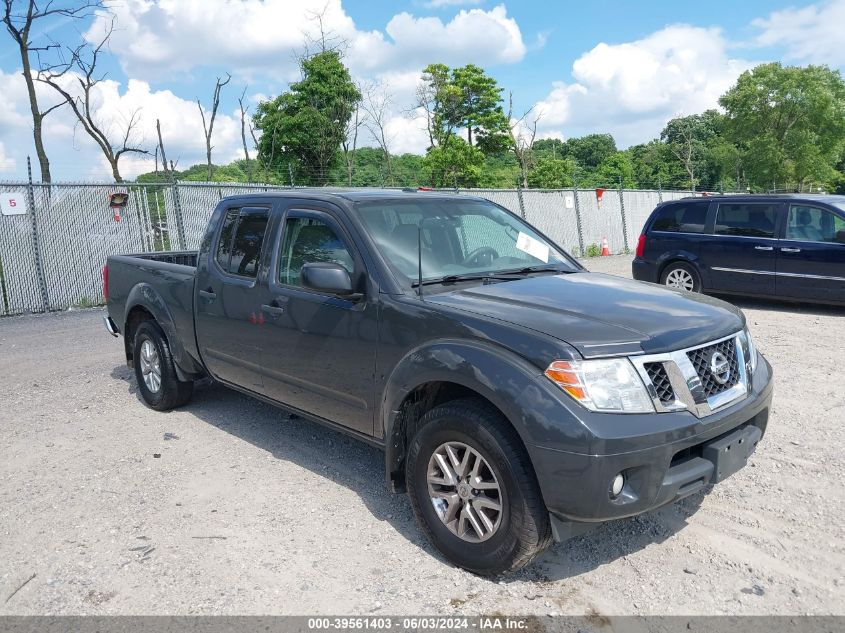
[223,188,481,203]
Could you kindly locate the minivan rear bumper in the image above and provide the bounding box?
[631,257,658,283]
[529,355,773,535]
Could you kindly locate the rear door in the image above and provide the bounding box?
[776,203,845,303]
[194,205,271,391]
[697,201,782,296]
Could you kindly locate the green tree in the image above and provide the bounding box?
[565,134,617,170]
[625,140,686,189]
[253,50,361,185]
[423,136,484,187]
[417,63,508,152]
[719,63,845,190]
[527,157,576,188]
[592,152,636,187]
[660,110,723,190]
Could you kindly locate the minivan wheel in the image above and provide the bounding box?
[661,262,701,292]
[406,398,551,576]
[133,321,193,411]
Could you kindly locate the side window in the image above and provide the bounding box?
[229,208,269,277]
[215,209,238,271]
[786,205,843,243]
[215,207,269,278]
[650,202,708,233]
[278,216,354,287]
[715,203,777,238]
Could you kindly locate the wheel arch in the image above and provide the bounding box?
[657,253,705,288]
[381,340,545,494]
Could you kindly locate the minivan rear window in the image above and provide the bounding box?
[650,202,708,233]
[715,203,777,238]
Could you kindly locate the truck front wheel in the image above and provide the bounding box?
[133,321,193,411]
[406,398,551,575]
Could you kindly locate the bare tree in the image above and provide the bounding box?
[237,88,253,183]
[340,99,363,186]
[197,73,231,181]
[156,118,171,179]
[2,0,103,182]
[37,20,149,183]
[507,92,539,189]
[414,82,437,149]
[362,82,394,185]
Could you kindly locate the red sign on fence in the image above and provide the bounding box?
[595,188,605,207]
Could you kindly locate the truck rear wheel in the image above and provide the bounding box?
[133,321,193,411]
[406,398,551,576]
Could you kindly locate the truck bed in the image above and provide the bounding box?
[106,250,203,377]
[122,251,199,267]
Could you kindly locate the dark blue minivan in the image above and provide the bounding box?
[632,194,845,305]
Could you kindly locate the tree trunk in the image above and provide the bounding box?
[20,44,51,182]
[110,159,123,183]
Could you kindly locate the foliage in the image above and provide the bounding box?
[719,63,845,190]
[253,50,361,186]
[527,157,576,188]
[585,243,602,258]
[423,136,485,188]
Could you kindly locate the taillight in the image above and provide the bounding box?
[635,234,646,258]
[102,264,109,300]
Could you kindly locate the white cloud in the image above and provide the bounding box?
[533,25,754,146]
[752,0,845,67]
[0,142,15,172]
[383,108,431,155]
[88,1,525,80]
[422,0,484,9]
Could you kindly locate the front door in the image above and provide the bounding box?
[256,207,377,436]
[698,201,781,296]
[777,203,845,303]
[194,205,271,392]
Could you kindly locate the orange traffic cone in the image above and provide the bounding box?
[600,236,610,256]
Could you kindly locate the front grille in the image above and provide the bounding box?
[645,362,675,404]
[686,338,740,398]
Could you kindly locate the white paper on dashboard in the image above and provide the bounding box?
[515,232,550,263]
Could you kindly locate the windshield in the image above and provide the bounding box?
[355,198,578,283]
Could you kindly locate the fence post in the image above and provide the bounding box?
[618,178,629,253]
[289,164,295,188]
[515,185,527,219]
[657,177,663,203]
[170,181,187,250]
[26,156,50,312]
[572,176,585,257]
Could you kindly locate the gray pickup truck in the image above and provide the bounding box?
[104,190,773,575]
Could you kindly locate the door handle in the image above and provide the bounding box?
[199,288,217,300]
[781,247,802,253]
[261,304,285,317]
[754,245,773,251]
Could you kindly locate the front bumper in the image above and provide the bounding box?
[529,354,773,533]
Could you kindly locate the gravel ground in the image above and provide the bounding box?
[0,254,843,616]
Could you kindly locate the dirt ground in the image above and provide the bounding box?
[0,254,842,616]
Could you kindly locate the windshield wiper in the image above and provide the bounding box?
[411,274,489,288]
[494,265,574,275]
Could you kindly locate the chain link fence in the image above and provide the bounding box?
[0,180,702,316]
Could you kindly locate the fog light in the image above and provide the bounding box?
[610,473,625,498]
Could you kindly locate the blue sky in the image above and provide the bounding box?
[1,0,844,181]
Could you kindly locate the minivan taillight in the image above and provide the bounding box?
[102,264,109,301]
[635,234,646,258]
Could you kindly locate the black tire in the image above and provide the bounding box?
[660,261,702,293]
[133,320,193,411]
[406,398,551,576]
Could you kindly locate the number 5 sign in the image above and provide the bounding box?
[0,193,27,216]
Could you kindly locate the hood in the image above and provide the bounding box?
[427,272,745,357]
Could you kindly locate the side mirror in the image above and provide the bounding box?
[300,262,356,296]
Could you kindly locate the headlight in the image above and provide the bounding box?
[545,359,654,413]
[744,328,758,373]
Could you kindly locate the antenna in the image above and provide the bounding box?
[418,223,424,300]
